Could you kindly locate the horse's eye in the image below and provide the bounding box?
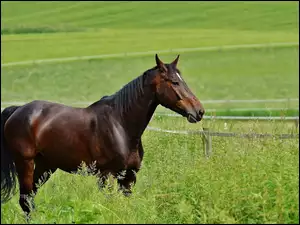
[171,81,179,85]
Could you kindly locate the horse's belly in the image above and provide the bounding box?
[39,145,93,172]
[36,126,95,171]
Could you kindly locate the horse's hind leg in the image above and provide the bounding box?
[14,156,36,217]
[32,155,57,195]
[15,154,57,218]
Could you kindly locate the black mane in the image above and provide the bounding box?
[113,74,145,114]
[89,67,158,114]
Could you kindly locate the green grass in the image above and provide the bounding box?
[1,1,298,63]
[1,1,299,224]
[1,1,298,31]
[2,28,298,64]
[204,108,299,117]
[150,115,299,134]
[1,120,299,224]
[157,108,300,118]
[1,47,299,109]
[1,26,84,35]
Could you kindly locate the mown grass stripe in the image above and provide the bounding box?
[1,42,298,67]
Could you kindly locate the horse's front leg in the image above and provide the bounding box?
[117,168,139,196]
[117,140,143,196]
[96,170,115,191]
[97,174,108,190]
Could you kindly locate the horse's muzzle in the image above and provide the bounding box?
[187,109,205,123]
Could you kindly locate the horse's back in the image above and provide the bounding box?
[5,100,94,145]
[27,100,94,137]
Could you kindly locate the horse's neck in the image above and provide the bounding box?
[118,87,157,141]
[90,73,158,143]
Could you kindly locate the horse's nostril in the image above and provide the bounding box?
[199,109,205,116]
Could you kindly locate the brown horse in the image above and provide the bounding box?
[1,54,205,216]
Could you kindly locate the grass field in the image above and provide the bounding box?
[2,47,299,109]
[1,1,299,224]
[1,1,299,63]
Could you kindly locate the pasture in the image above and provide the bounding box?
[1,1,299,224]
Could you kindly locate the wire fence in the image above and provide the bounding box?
[155,113,299,121]
[146,126,299,158]
[147,126,299,139]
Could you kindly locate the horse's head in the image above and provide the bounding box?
[150,54,205,123]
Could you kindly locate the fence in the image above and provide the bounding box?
[147,99,299,158]
[147,126,299,158]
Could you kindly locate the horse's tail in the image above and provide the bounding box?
[1,105,19,203]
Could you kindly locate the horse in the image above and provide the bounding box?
[1,54,205,217]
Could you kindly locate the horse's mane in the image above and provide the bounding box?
[114,67,160,115]
[89,67,156,115]
[114,74,145,115]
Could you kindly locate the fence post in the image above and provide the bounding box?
[202,128,212,158]
[295,118,299,129]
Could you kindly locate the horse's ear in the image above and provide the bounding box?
[171,54,180,67]
[155,54,167,72]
